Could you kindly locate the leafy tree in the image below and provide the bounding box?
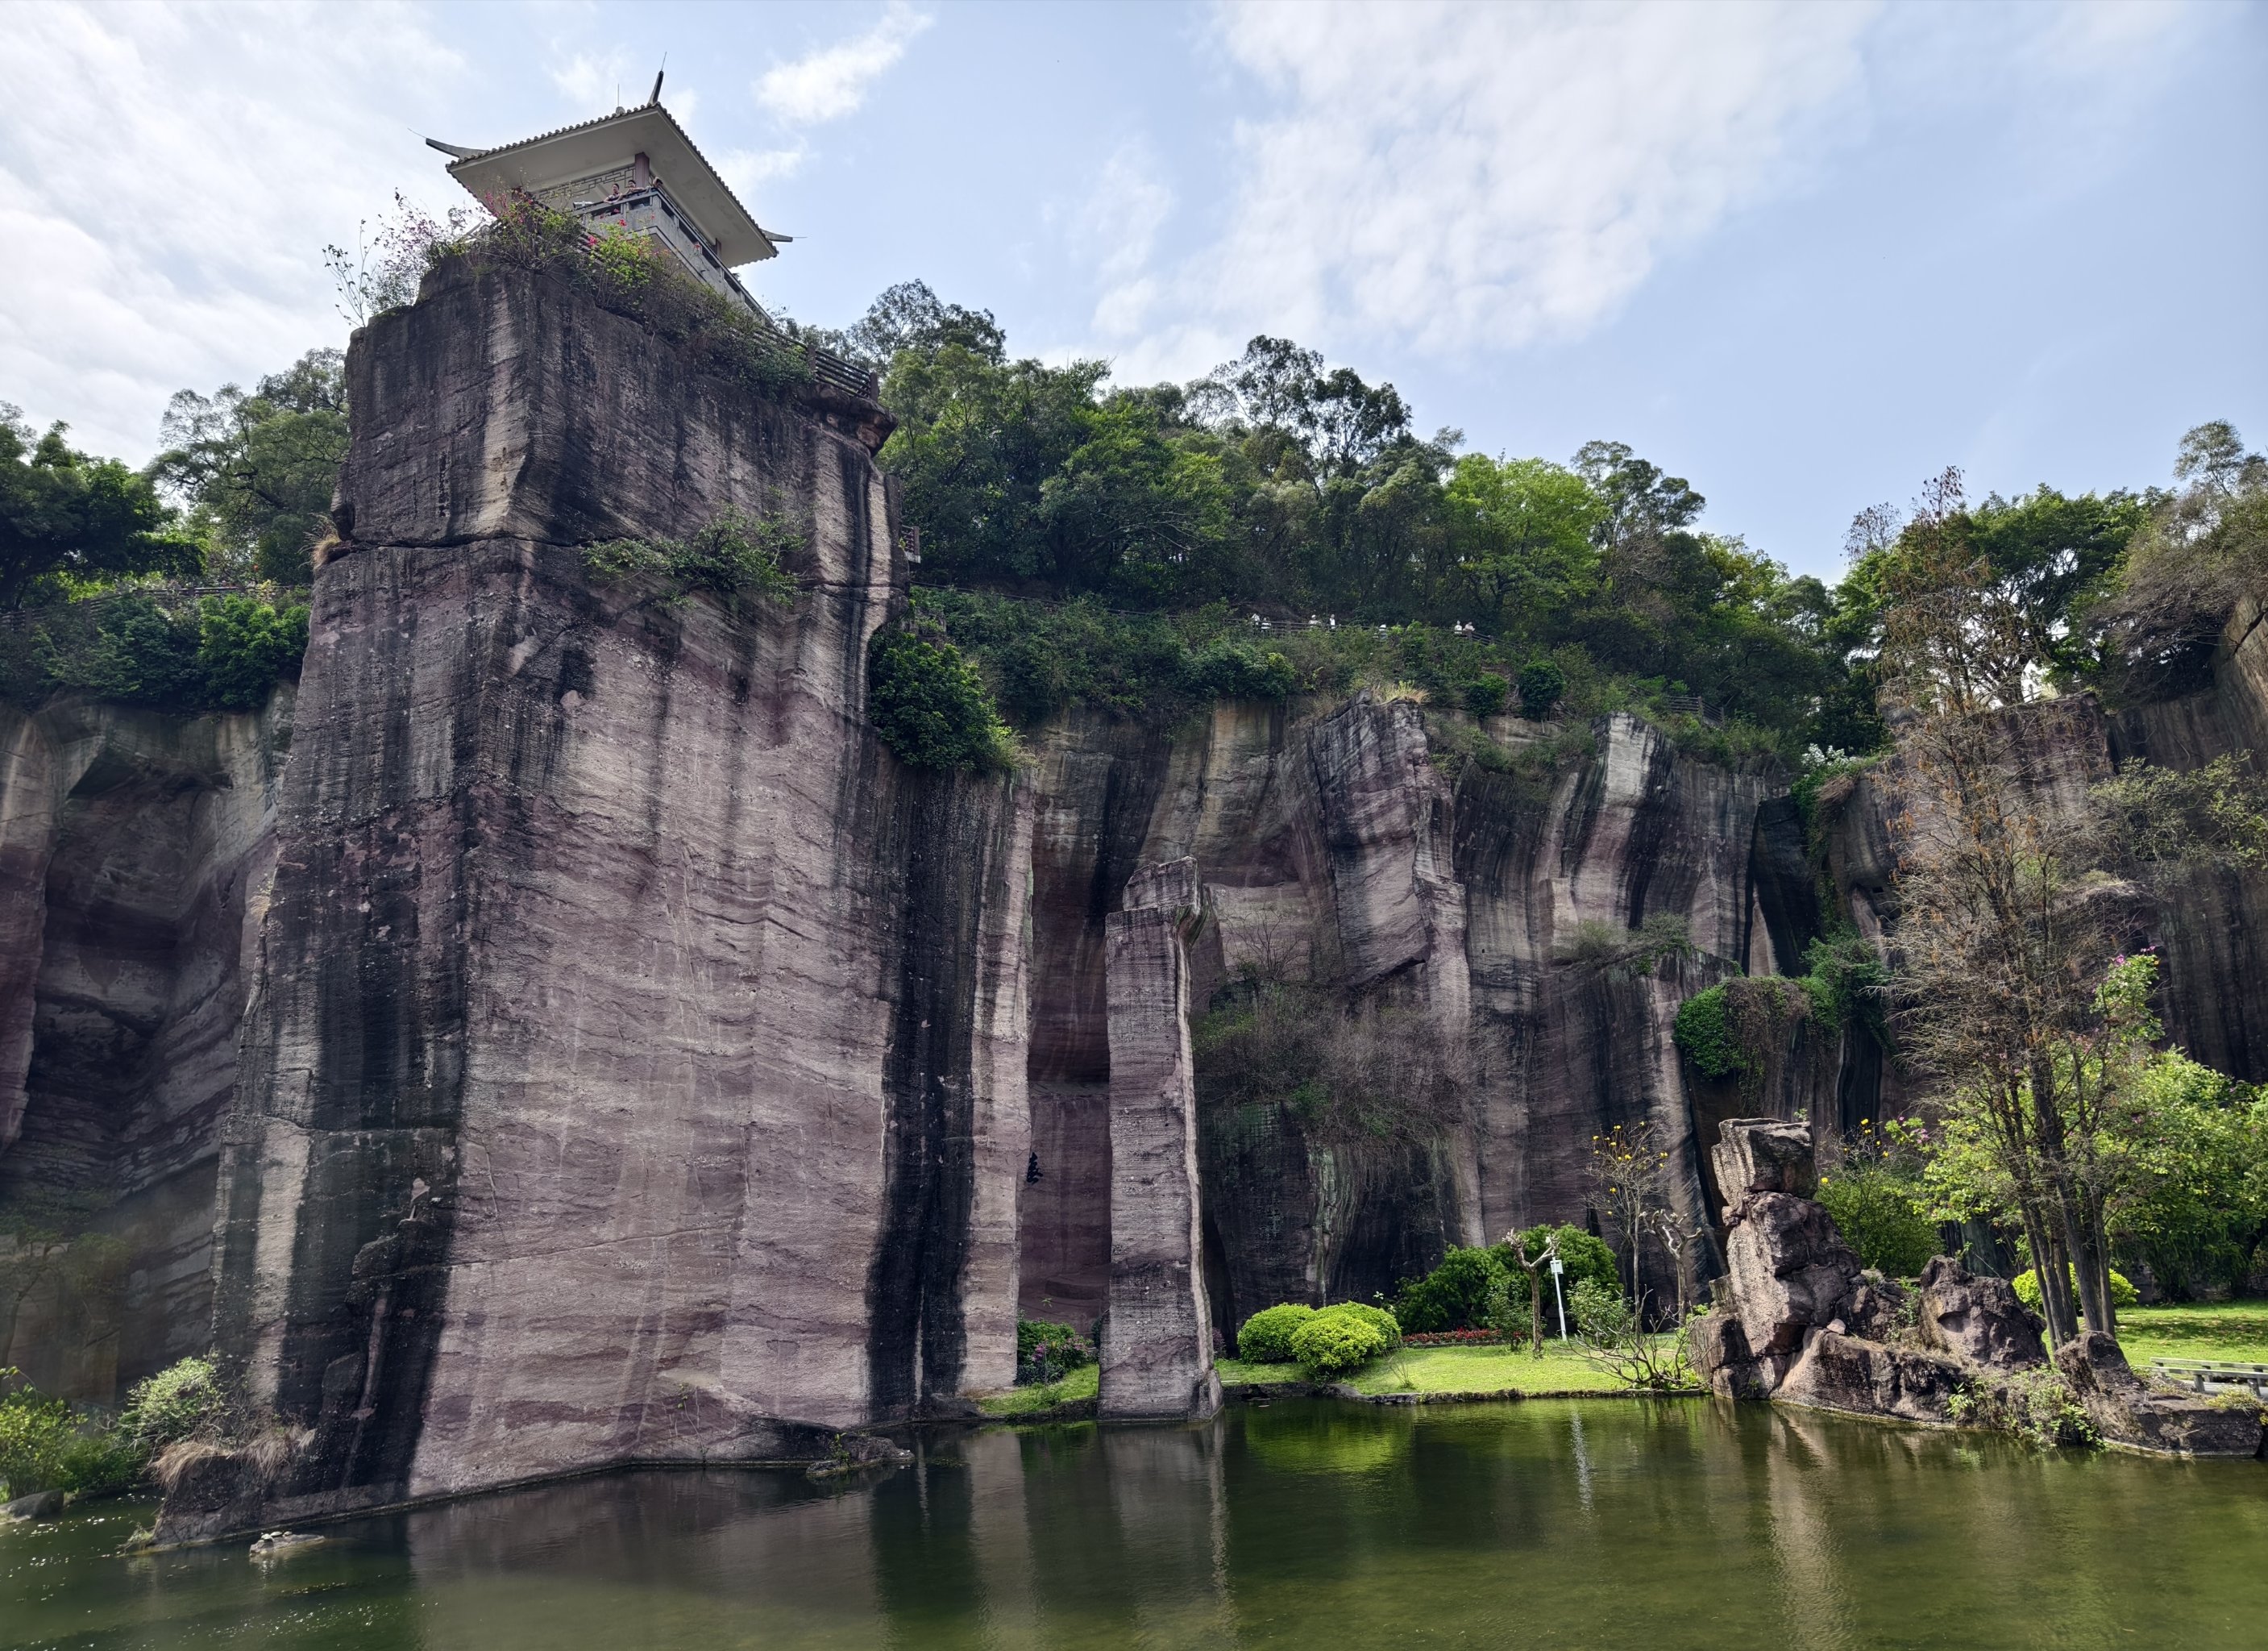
[831,278,1006,368]
[1834,473,2146,710]
[2094,421,2268,699]
[1444,454,1601,630]
[151,349,350,584]
[0,410,197,609]
[1393,1246,1508,1334]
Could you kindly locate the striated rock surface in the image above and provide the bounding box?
[1099,859,1221,1420]
[1709,1117,1817,1208]
[0,694,292,1401]
[1020,700,1801,1333]
[163,258,1033,1541]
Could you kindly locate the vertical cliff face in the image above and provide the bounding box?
[189,258,1030,1531]
[1017,699,1800,1332]
[0,695,290,1401]
[1817,601,2268,1117]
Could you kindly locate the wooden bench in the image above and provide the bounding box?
[2149,1358,2268,1400]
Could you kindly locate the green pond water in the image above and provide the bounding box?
[6,1399,2264,1649]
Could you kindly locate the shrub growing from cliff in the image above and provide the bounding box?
[584,509,800,618]
[867,627,1016,771]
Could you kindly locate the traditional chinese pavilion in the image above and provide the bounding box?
[427,75,784,315]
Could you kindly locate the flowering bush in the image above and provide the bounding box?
[1014,1320,1092,1387]
[1402,1329,1503,1347]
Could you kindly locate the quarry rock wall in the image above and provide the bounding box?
[184,260,1032,1534]
[7,258,2268,1536]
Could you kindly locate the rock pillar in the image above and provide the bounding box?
[1099,859,1222,1420]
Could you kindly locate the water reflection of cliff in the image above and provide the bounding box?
[380,1404,2267,1650]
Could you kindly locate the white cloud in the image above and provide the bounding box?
[1086,1,2218,382]
[754,2,930,126]
[0,2,467,462]
[1072,143,1174,337]
[718,143,812,194]
[1088,1,1877,377]
[550,46,638,114]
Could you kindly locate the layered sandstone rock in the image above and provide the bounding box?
[1020,700,1803,1334]
[0,693,291,1401]
[1099,859,1221,1420]
[163,258,1032,1541]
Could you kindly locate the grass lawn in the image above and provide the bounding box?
[1220,1338,1645,1397]
[975,1363,1097,1417]
[2116,1300,2268,1370]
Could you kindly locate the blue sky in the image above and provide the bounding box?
[2,1,2262,579]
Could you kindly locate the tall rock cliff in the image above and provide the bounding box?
[10,245,2268,1538]
[175,258,1032,1532]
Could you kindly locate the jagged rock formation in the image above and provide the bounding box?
[2055,1332,2265,1458]
[1697,1118,2264,1458]
[1696,1120,2037,1418]
[1099,859,1221,1420]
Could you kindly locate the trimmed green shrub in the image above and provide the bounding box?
[1237,1303,1317,1364]
[1289,1305,1392,1378]
[2013,1266,2139,1314]
[867,628,1016,771]
[1329,1300,1402,1350]
[1394,1247,1509,1334]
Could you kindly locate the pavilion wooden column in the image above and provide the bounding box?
[1099,859,1223,1421]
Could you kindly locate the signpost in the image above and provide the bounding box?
[1550,1256,1568,1341]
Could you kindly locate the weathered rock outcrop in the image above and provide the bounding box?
[1018,700,1804,1334]
[1697,1120,2040,1420]
[2054,1332,2264,1458]
[1099,859,1221,1420]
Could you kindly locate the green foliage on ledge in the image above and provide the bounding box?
[867,626,1016,772]
[1674,929,1888,1083]
[583,509,800,618]
[1,588,308,713]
